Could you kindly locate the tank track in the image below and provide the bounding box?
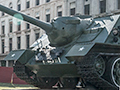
[76,53,118,90]
[14,61,42,87]
[14,61,58,89]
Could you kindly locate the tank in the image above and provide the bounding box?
[1,4,120,90]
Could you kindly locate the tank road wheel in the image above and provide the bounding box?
[106,57,120,88]
[94,56,105,76]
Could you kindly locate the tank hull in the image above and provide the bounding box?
[26,63,79,77]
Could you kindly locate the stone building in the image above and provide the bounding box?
[0,0,120,67]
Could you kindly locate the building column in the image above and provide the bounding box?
[63,0,69,16]
[51,2,56,18]
[6,60,8,67]
[91,0,99,16]
[12,21,17,50]
[76,0,84,15]
[30,29,35,46]
[106,0,116,13]
[5,19,9,53]
[21,32,26,49]
[0,37,2,54]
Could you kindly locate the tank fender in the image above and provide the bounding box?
[66,43,120,61]
[4,49,35,64]
[65,43,95,58]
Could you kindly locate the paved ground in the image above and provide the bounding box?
[0,83,38,90]
[0,83,97,90]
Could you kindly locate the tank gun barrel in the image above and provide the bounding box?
[0,4,52,33]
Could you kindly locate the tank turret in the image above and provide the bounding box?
[0,4,91,47]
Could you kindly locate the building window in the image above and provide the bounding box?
[36,16,39,19]
[17,37,21,49]
[35,33,39,40]
[9,2,13,8]
[8,60,14,67]
[35,12,40,19]
[70,8,75,15]
[9,38,12,52]
[2,39,5,54]
[26,35,30,49]
[70,2,76,15]
[9,19,12,33]
[1,21,5,34]
[26,0,30,8]
[84,4,90,15]
[17,22,21,31]
[18,4,21,11]
[46,0,50,3]
[36,0,39,5]
[26,23,30,29]
[58,11,62,16]
[2,12,4,16]
[100,0,106,13]
[46,9,50,22]
[18,24,21,31]
[118,0,120,9]
[1,61,6,67]
[2,26,5,34]
[57,6,62,16]
[46,14,50,22]
[17,0,21,11]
